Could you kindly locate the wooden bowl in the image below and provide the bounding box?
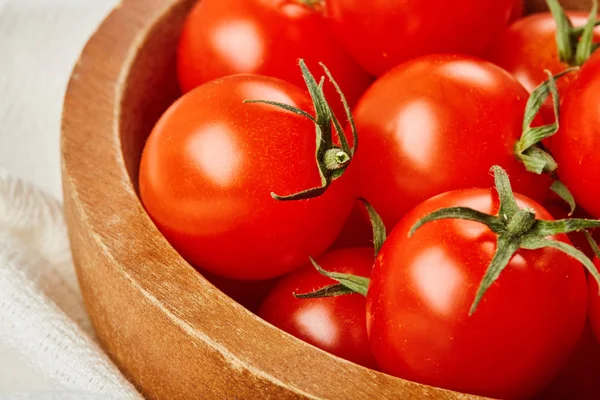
[61,1,590,399]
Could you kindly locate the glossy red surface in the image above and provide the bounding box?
[367,189,588,399]
[259,248,376,368]
[351,54,550,229]
[139,75,354,280]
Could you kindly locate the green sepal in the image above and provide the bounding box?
[246,59,357,201]
[515,71,565,175]
[410,165,600,315]
[546,0,600,65]
[550,180,577,215]
[309,258,369,297]
[359,198,387,257]
[547,0,575,63]
[294,284,355,299]
[584,230,600,259]
[521,236,600,292]
[575,0,599,66]
[470,236,520,315]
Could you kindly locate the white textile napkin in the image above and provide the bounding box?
[0,168,142,399]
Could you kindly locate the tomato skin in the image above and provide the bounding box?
[509,0,524,24]
[331,200,373,249]
[553,52,600,219]
[200,270,278,312]
[139,75,354,280]
[177,0,373,117]
[589,260,600,344]
[367,189,588,399]
[325,0,512,76]
[486,13,600,122]
[534,321,600,400]
[351,54,550,230]
[259,248,377,368]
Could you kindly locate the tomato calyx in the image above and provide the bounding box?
[294,199,385,300]
[514,69,578,213]
[295,0,325,12]
[410,165,600,315]
[547,0,600,66]
[245,59,358,201]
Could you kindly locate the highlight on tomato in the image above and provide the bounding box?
[349,54,560,230]
[177,0,373,118]
[139,61,358,281]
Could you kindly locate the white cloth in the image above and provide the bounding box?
[0,170,141,399]
[0,0,142,398]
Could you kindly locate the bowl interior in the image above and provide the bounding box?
[119,0,194,192]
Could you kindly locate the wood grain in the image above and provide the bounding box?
[61,0,592,399]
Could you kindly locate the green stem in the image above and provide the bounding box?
[547,0,600,66]
[411,165,600,315]
[571,20,600,36]
[247,59,357,201]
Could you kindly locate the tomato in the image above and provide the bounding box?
[543,198,600,260]
[324,0,513,76]
[534,321,600,400]
[350,54,550,230]
[259,248,376,368]
[553,52,600,219]
[331,200,373,249]
[367,188,588,398]
[509,0,524,24]
[589,260,600,344]
[177,0,372,118]
[200,270,278,312]
[486,12,600,122]
[139,74,354,280]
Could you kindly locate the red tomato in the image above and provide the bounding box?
[350,54,550,230]
[139,75,354,280]
[177,0,373,118]
[534,321,600,400]
[324,0,513,76]
[509,0,524,24]
[367,189,588,399]
[554,52,600,219]
[486,12,600,121]
[259,248,376,368]
[589,260,600,344]
[200,270,278,312]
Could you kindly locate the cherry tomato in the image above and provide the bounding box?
[177,0,373,118]
[367,189,588,399]
[486,12,600,121]
[588,260,600,344]
[139,75,354,280]
[259,248,376,368]
[200,270,278,312]
[350,54,550,229]
[534,321,600,400]
[331,201,373,249]
[324,0,513,76]
[509,0,524,24]
[553,52,600,219]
